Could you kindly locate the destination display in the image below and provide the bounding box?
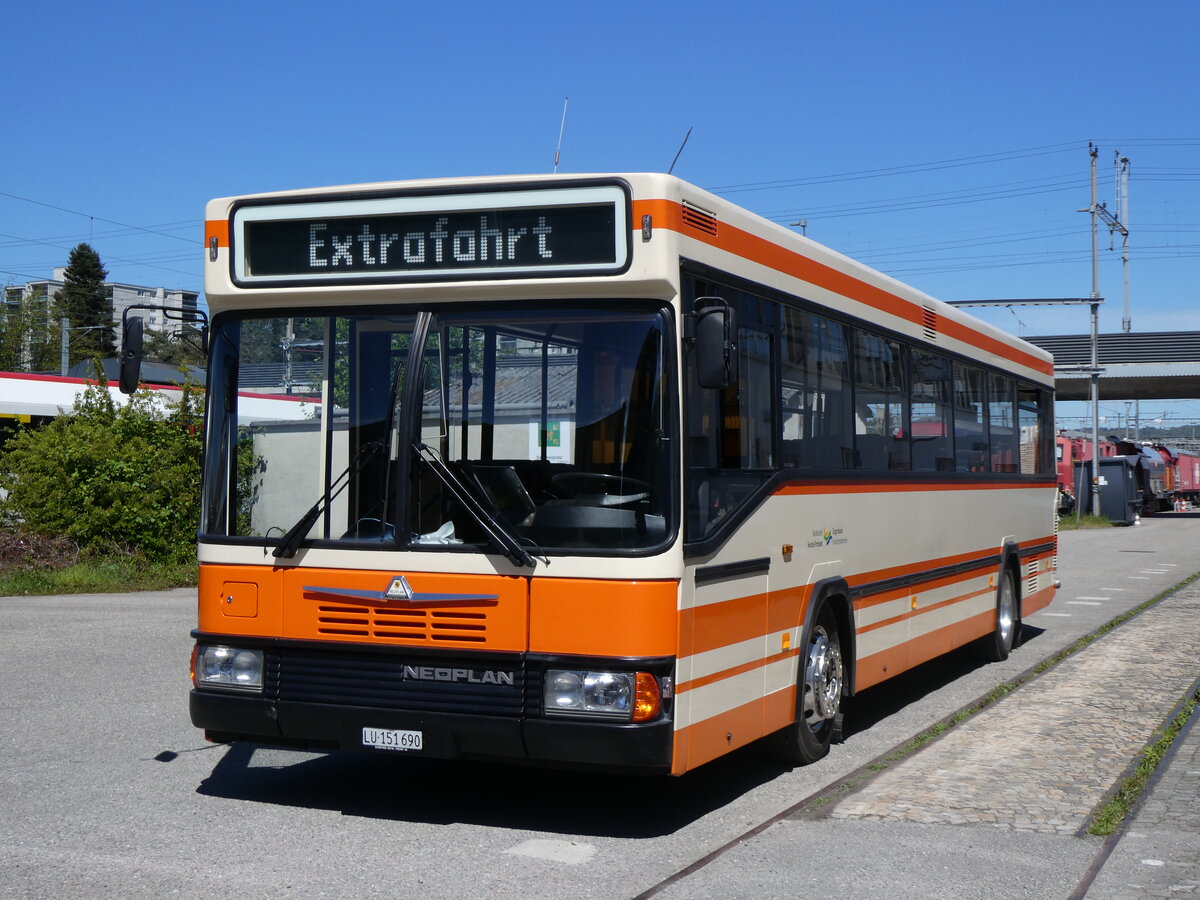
[231,185,628,284]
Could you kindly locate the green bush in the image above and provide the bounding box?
[0,378,203,563]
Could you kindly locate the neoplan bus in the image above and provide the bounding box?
[149,173,1057,775]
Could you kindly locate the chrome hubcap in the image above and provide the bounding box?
[803,624,843,728]
[998,576,1016,648]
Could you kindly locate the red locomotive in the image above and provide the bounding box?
[1056,432,1199,514]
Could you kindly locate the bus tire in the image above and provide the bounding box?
[974,566,1018,662]
[769,599,844,766]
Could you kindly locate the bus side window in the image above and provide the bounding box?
[853,331,909,471]
[953,363,988,472]
[684,284,779,541]
[911,350,953,472]
[780,308,853,469]
[988,374,1018,473]
[1018,385,1052,475]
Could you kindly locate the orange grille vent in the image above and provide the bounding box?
[681,202,718,236]
[316,604,488,643]
[922,306,939,341]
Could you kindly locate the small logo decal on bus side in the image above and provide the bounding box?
[808,527,848,549]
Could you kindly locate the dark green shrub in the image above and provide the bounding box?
[0,379,203,563]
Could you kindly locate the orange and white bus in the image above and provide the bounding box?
[183,173,1056,774]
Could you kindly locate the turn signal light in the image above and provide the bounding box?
[632,672,662,722]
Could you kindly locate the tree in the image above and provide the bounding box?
[0,379,204,562]
[0,285,63,372]
[54,243,114,365]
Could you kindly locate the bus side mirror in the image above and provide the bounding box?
[119,315,144,394]
[694,300,738,389]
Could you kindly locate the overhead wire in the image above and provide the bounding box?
[3,138,1197,294]
[0,191,195,244]
[709,140,1085,194]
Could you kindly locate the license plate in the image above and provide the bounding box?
[362,727,423,752]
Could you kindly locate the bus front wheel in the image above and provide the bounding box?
[769,600,844,766]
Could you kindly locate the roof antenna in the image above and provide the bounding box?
[553,97,568,173]
[668,127,693,175]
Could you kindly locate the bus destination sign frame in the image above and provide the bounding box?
[230,183,631,286]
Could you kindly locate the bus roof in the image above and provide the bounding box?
[204,173,1053,385]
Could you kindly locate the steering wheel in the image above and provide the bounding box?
[344,518,394,540]
[550,472,651,504]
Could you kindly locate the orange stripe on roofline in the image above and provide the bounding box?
[206,220,229,248]
[632,198,1054,379]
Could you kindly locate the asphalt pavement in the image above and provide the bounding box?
[654,519,1200,899]
[1,514,1198,899]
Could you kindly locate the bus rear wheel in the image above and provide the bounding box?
[974,566,1018,662]
[769,601,844,766]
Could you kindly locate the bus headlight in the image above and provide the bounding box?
[543,670,661,722]
[192,645,264,692]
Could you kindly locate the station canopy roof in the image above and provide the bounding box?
[1025,332,1200,401]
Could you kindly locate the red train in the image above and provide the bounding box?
[1056,433,1200,514]
[1153,443,1200,502]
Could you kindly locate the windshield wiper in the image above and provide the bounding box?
[273,441,385,559]
[414,443,536,568]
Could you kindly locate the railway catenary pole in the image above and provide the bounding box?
[1090,146,1101,520]
[1078,145,1129,515]
[1116,153,1132,334]
[1080,143,1116,520]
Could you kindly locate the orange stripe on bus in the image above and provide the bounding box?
[675,646,798,694]
[206,220,229,248]
[679,584,808,660]
[856,606,995,690]
[632,199,1053,378]
[847,537,1054,592]
[1022,583,1056,618]
[672,693,786,773]
[678,537,1052,673]
[856,583,995,635]
[854,565,992,611]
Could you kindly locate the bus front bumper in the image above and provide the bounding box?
[190,690,674,772]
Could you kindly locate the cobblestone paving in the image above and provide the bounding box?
[1085,711,1200,898]
[829,583,1200,837]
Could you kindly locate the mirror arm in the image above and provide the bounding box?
[117,304,210,395]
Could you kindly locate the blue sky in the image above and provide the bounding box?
[3,0,1197,425]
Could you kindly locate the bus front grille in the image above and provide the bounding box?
[264,647,531,717]
[313,603,489,643]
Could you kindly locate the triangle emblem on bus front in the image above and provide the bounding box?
[385,576,415,601]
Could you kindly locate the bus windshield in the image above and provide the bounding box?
[201,304,675,555]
